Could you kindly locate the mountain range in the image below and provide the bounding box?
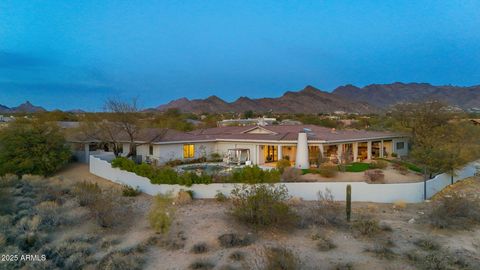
[3,83,480,114]
[156,82,480,114]
[0,101,46,113]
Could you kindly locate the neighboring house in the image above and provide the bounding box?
[217,117,277,127]
[68,125,409,168]
[0,115,14,122]
[56,121,81,129]
[279,119,303,125]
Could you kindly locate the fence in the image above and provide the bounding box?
[89,154,480,203]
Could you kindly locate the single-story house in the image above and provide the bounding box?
[68,125,409,168]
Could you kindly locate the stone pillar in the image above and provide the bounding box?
[367,141,372,160]
[295,133,309,169]
[256,145,261,165]
[337,144,343,163]
[277,145,283,160]
[84,143,90,164]
[319,144,324,158]
[353,142,358,162]
[380,140,384,158]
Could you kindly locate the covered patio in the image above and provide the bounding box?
[225,148,251,165]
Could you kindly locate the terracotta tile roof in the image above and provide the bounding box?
[154,125,404,143]
[69,124,406,144]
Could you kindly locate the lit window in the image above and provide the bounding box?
[396,142,405,150]
[149,145,154,155]
[183,144,195,158]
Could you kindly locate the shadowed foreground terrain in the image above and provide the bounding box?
[0,164,479,270]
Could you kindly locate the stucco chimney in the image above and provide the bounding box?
[295,132,309,169]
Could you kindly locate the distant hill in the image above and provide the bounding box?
[332,82,480,110]
[156,85,378,114]
[4,82,480,114]
[0,101,46,113]
[156,83,480,114]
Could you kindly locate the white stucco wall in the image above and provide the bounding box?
[90,154,479,203]
[392,138,409,157]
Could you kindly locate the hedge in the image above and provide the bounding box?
[111,157,280,186]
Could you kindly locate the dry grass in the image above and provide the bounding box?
[428,192,480,229]
[392,200,407,210]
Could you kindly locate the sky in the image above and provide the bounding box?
[0,0,479,111]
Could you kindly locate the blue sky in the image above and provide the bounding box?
[0,1,479,111]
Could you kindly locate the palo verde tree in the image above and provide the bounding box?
[0,120,72,178]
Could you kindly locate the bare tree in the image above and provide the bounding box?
[79,98,151,158]
[102,98,149,158]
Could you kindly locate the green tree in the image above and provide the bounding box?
[0,121,72,178]
[391,101,480,198]
[244,110,254,119]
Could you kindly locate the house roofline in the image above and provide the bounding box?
[68,135,408,145]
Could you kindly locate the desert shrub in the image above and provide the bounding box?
[178,172,212,186]
[334,262,354,270]
[151,166,180,184]
[429,193,480,229]
[160,231,187,250]
[133,163,155,179]
[316,236,336,251]
[265,247,300,270]
[112,158,212,186]
[310,189,344,226]
[16,231,48,252]
[165,159,183,167]
[352,216,381,237]
[111,157,136,172]
[73,181,101,206]
[281,167,302,182]
[364,169,385,183]
[317,164,338,178]
[405,248,477,270]
[218,233,254,248]
[209,152,222,162]
[122,185,141,197]
[174,189,193,205]
[0,182,14,215]
[370,160,388,169]
[364,242,395,259]
[0,233,5,246]
[379,221,393,232]
[42,241,93,269]
[166,157,207,167]
[215,191,228,202]
[88,189,128,228]
[97,249,146,270]
[414,238,440,251]
[230,184,297,229]
[35,201,63,229]
[191,242,209,254]
[189,258,215,270]
[148,194,174,234]
[230,166,280,184]
[229,250,245,261]
[276,159,291,173]
[392,200,407,210]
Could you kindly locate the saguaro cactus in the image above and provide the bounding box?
[346,184,352,222]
